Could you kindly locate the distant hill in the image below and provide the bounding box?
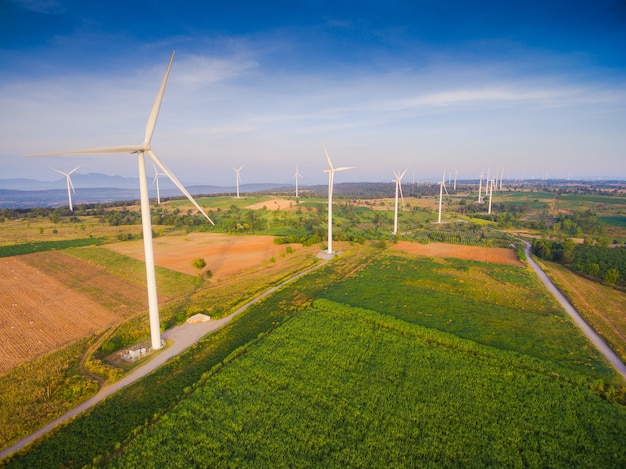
[0,174,286,208]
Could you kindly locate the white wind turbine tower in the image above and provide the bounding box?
[53,165,80,211]
[477,169,484,203]
[499,166,504,190]
[233,166,243,198]
[323,145,353,254]
[437,169,448,224]
[488,178,495,214]
[453,169,458,191]
[294,165,303,198]
[27,51,214,351]
[152,163,164,205]
[392,168,407,235]
[486,168,492,198]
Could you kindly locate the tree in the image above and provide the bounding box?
[604,268,619,285]
[585,263,600,277]
[191,258,207,270]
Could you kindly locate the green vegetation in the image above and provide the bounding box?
[65,247,201,298]
[532,240,626,288]
[2,246,371,467]
[0,339,99,448]
[191,257,206,269]
[321,251,617,379]
[598,215,626,228]
[106,300,626,467]
[2,185,625,466]
[4,247,625,467]
[0,238,105,258]
[536,259,626,364]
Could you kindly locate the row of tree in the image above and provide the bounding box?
[532,239,624,287]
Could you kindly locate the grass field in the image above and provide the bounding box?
[598,215,626,228]
[538,259,626,364]
[104,299,626,467]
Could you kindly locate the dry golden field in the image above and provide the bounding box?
[540,259,626,364]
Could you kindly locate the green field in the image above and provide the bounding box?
[321,252,616,379]
[598,215,626,228]
[106,299,626,467]
[5,247,624,467]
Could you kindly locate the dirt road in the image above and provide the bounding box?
[0,253,333,461]
[523,241,626,380]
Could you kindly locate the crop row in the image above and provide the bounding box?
[105,299,626,467]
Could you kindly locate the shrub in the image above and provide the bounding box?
[191,258,207,269]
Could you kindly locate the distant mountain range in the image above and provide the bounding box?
[0,173,286,209]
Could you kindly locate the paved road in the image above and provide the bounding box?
[0,253,333,461]
[523,241,626,380]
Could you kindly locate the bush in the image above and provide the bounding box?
[191,258,207,269]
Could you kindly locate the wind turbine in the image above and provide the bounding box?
[392,168,407,235]
[53,165,80,211]
[488,178,495,214]
[323,145,353,254]
[233,166,243,198]
[437,169,448,224]
[152,163,164,205]
[453,169,458,191]
[27,51,214,351]
[294,165,303,198]
[477,169,484,203]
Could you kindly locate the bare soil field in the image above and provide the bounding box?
[392,241,523,266]
[19,251,153,316]
[245,199,297,211]
[0,256,121,374]
[105,233,299,278]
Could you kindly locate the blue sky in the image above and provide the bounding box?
[1,0,625,186]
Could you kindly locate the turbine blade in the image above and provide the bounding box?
[334,166,354,172]
[68,165,81,175]
[323,145,334,170]
[147,150,214,225]
[144,51,175,148]
[399,181,404,205]
[52,168,66,176]
[27,145,144,156]
[400,168,408,180]
[68,176,76,193]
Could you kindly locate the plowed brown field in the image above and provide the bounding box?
[245,199,297,211]
[105,233,298,278]
[0,256,121,374]
[391,241,522,266]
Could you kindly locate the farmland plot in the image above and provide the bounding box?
[392,241,522,265]
[106,300,626,468]
[0,256,120,374]
[105,233,299,278]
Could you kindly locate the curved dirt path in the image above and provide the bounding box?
[523,241,626,380]
[0,253,333,461]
